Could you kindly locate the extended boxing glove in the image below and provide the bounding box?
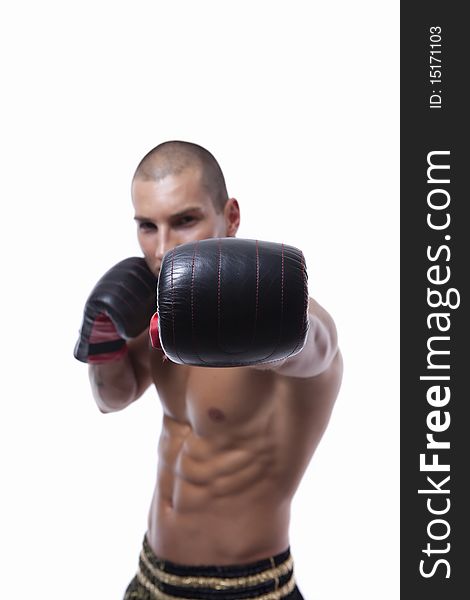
[151,238,309,367]
[74,257,157,363]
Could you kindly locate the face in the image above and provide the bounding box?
[132,167,240,275]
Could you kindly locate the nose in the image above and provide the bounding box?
[155,229,174,261]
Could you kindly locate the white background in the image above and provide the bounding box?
[0,2,399,598]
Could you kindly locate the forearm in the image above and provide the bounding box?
[74,256,156,408]
[88,353,138,413]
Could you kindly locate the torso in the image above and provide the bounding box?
[144,345,341,565]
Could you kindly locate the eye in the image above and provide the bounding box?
[139,222,157,231]
[175,215,197,227]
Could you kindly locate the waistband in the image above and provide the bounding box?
[136,535,296,600]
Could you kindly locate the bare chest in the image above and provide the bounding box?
[150,354,276,437]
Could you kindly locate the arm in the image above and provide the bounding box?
[89,329,153,413]
[154,238,339,382]
[74,256,157,413]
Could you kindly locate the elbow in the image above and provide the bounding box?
[96,398,134,414]
[93,392,136,414]
[95,397,115,414]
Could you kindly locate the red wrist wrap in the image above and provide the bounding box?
[88,314,128,364]
[149,312,162,350]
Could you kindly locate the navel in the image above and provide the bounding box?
[208,407,226,422]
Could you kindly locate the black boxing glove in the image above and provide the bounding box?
[74,257,156,363]
[153,238,309,367]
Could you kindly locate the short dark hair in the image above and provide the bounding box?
[133,141,229,213]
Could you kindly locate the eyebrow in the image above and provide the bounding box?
[134,206,204,222]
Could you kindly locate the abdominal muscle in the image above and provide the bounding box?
[146,364,300,565]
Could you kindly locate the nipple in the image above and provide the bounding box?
[208,407,226,422]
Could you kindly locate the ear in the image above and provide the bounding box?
[224,198,240,237]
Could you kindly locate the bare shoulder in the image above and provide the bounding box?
[263,287,341,418]
[308,296,338,349]
[276,348,343,405]
[264,295,340,380]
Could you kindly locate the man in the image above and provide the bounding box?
[75,141,343,599]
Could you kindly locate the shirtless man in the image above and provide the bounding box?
[74,141,343,599]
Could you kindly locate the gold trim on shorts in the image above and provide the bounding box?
[139,547,294,590]
[136,567,296,600]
